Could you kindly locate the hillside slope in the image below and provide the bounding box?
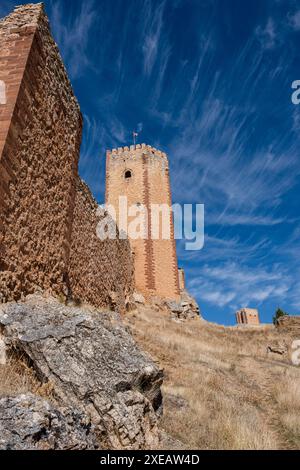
[125,306,300,450]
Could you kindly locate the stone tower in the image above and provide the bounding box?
[106,144,180,301]
[236,308,260,326]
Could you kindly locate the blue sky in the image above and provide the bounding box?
[2,0,300,325]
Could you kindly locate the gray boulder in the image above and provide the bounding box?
[0,295,163,449]
[180,290,201,319]
[0,394,99,450]
[166,300,184,315]
[165,291,201,320]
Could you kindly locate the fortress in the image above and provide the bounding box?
[0,4,134,312]
[106,145,180,301]
[0,3,187,311]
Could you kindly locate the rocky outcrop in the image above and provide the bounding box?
[0,394,99,450]
[276,315,300,331]
[165,291,201,320]
[180,290,201,319]
[266,342,288,356]
[133,292,146,305]
[0,295,163,450]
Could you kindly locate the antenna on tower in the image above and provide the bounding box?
[133,131,138,146]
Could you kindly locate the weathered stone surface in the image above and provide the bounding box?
[0,4,82,302]
[69,179,134,314]
[276,315,300,331]
[179,290,201,320]
[164,393,189,410]
[166,300,183,315]
[266,343,288,356]
[165,291,200,320]
[133,292,146,305]
[0,296,163,450]
[0,394,99,450]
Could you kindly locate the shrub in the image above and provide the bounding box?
[273,308,288,325]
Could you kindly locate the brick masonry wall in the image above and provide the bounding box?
[0,4,40,264]
[69,179,134,313]
[0,4,82,301]
[106,145,180,301]
[106,148,149,295]
[0,4,135,312]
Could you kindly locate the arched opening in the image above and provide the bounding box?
[124,170,132,180]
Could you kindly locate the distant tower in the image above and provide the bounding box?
[105,144,180,301]
[236,308,260,326]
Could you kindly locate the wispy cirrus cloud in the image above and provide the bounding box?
[49,0,98,79]
[166,26,299,230]
[188,262,291,311]
[142,0,166,75]
[255,18,278,50]
[207,213,289,227]
[288,9,300,31]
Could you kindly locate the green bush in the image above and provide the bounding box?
[273,308,288,325]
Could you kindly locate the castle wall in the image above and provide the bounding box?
[68,179,134,313]
[0,4,82,301]
[106,145,180,301]
[0,4,135,313]
[0,4,39,262]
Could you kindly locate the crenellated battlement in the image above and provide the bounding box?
[108,144,167,159]
[0,3,43,36]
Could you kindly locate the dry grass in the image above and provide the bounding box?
[125,306,300,450]
[0,354,39,397]
[0,353,54,400]
[274,369,300,443]
[1,303,299,450]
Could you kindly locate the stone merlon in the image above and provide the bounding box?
[108,144,168,159]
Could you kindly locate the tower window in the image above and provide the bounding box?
[124,170,132,180]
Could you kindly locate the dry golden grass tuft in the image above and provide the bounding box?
[0,352,55,401]
[274,369,300,443]
[125,306,300,450]
[0,354,39,397]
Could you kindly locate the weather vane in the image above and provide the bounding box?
[133,131,138,146]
